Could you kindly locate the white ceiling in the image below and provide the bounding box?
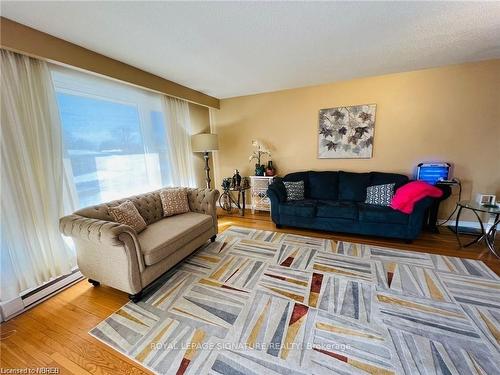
[2,1,500,99]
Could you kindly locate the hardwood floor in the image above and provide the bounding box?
[1,209,498,374]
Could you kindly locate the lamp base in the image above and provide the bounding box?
[204,152,211,189]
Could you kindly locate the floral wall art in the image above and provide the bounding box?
[318,104,376,158]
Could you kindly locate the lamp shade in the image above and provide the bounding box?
[191,133,219,152]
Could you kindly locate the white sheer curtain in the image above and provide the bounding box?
[0,50,76,301]
[163,96,196,187]
[51,66,169,207]
[209,107,220,190]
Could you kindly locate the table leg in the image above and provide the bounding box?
[219,191,232,212]
[488,214,499,242]
[462,209,486,248]
[485,214,500,258]
[455,205,463,247]
[229,191,239,213]
[241,191,246,216]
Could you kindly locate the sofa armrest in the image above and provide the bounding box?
[187,188,220,232]
[407,197,435,238]
[410,197,435,218]
[268,179,287,203]
[59,214,146,286]
[267,180,286,224]
[60,214,138,247]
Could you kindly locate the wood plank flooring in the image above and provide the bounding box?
[1,209,499,374]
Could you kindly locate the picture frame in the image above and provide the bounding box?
[318,103,376,159]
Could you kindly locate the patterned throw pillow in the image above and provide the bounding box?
[284,181,305,201]
[160,188,190,216]
[108,200,147,233]
[365,183,396,206]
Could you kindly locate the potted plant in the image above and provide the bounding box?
[248,140,271,176]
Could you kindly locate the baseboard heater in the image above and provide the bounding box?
[0,268,84,322]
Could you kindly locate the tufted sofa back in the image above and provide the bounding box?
[75,190,164,225]
[74,187,219,226]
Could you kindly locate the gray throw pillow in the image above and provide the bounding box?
[365,183,395,206]
[284,181,305,201]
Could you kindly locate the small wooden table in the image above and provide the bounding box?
[219,186,250,216]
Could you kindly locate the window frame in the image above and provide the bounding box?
[51,65,172,208]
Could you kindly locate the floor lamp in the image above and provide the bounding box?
[191,133,219,189]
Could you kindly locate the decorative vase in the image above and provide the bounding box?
[265,160,276,176]
[221,178,231,190]
[241,177,249,189]
[255,164,265,176]
[232,169,242,187]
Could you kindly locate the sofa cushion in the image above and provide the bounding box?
[370,172,409,190]
[139,212,213,266]
[279,200,317,217]
[358,203,409,225]
[316,201,358,220]
[308,171,339,200]
[338,171,371,201]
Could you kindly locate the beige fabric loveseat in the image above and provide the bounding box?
[60,188,219,301]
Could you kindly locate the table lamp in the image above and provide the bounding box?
[191,133,219,188]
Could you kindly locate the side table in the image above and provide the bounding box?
[454,200,500,258]
[219,186,250,216]
[250,176,275,214]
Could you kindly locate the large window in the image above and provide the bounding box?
[52,67,172,207]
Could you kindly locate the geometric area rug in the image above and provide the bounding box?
[89,226,500,374]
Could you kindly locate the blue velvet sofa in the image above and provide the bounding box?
[267,171,434,241]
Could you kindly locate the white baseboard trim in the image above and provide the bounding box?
[0,297,24,322]
[0,269,84,322]
[450,220,480,229]
[443,219,496,231]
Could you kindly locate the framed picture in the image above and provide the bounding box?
[318,104,376,159]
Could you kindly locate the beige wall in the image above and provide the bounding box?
[189,103,215,189]
[213,59,500,218]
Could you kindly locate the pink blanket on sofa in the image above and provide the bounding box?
[390,181,443,214]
